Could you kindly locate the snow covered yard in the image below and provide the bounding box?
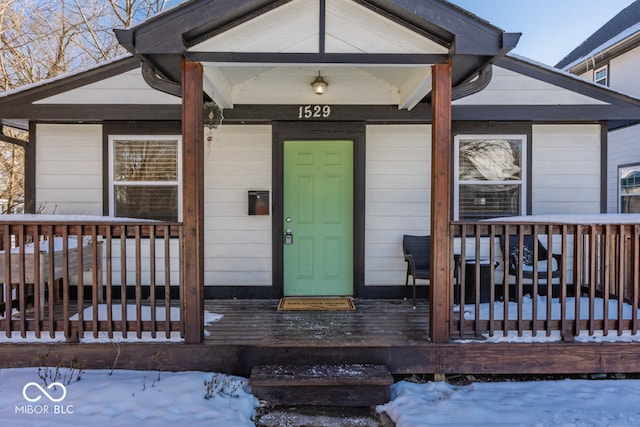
[4,367,640,426]
[377,377,640,427]
[1,368,258,426]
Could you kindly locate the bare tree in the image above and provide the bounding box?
[0,0,175,91]
[0,0,178,213]
[0,128,26,213]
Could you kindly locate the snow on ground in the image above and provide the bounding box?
[3,367,640,426]
[1,368,258,426]
[377,378,640,427]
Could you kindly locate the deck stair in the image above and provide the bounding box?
[249,364,394,407]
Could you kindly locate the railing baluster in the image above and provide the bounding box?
[459,224,467,337]
[47,225,56,338]
[150,225,157,339]
[632,225,639,335]
[120,226,128,339]
[106,226,113,339]
[3,225,13,337]
[135,226,142,339]
[164,225,171,339]
[91,225,99,339]
[75,226,84,339]
[62,226,70,340]
[603,225,611,336]
[18,225,26,338]
[589,225,597,336]
[489,224,496,337]
[474,224,481,337]
[32,225,41,339]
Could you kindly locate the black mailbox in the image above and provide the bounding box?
[248,191,269,215]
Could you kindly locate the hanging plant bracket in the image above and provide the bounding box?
[204,101,224,130]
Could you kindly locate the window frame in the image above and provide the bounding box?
[453,134,527,221]
[594,65,608,86]
[108,134,183,222]
[618,162,640,213]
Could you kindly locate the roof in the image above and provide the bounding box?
[556,0,640,69]
[114,0,519,92]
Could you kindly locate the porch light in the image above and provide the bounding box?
[311,72,328,95]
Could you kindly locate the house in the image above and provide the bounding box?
[1,0,640,377]
[556,0,640,214]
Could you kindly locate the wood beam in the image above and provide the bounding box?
[186,52,449,65]
[182,59,205,344]
[430,61,452,343]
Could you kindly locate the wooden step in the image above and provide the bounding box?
[249,364,393,407]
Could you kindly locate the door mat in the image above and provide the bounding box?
[277,297,356,311]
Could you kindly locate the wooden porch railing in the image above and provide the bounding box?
[0,218,183,341]
[451,221,640,339]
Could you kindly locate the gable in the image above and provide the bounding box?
[190,0,447,55]
[189,0,448,109]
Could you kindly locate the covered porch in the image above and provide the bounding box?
[1,215,640,377]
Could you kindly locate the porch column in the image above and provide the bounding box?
[182,59,205,344]
[430,61,452,343]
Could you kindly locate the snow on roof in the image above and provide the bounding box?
[561,21,640,71]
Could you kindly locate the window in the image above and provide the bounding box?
[619,164,640,213]
[594,65,608,86]
[454,135,526,220]
[109,135,182,221]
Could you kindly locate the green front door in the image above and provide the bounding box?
[283,140,353,296]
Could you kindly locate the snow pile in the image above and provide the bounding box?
[2,368,258,427]
[377,378,640,427]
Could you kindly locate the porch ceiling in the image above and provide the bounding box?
[201,63,433,109]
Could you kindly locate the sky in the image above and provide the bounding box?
[448,0,637,66]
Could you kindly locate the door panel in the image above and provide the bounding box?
[283,140,353,296]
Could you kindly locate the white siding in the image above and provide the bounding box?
[365,125,431,286]
[204,125,272,286]
[610,46,640,96]
[531,125,601,214]
[607,124,640,212]
[35,69,181,105]
[36,124,103,215]
[454,66,607,106]
[87,239,182,287]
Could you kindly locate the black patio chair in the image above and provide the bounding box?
[402,235,431,309]
[501,235,563,297]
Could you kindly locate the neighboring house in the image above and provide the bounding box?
[0,0,640,376]
[556,0,640,213]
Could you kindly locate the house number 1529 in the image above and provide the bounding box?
[298,105,331,119]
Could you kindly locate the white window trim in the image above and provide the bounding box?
[594,65,608,86]
[108,134,183,221]
[453,134,527,221]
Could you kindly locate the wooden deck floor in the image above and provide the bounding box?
[204,299,430,347]
[4,298,640,378]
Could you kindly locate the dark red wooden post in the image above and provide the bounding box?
[430,61,452,343]
[182,59,205,344]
